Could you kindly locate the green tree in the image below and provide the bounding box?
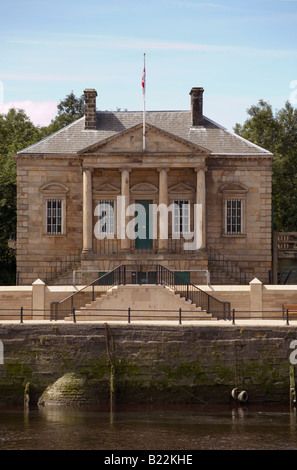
[0,108,43,284]
[0,92,85,284]
[43,91,85,135]
[233,99,280,153]
[234,100,297,232]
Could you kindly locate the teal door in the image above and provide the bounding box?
[174,271,190,285]
[135,200,153,250]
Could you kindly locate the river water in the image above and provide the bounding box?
[0,404,296,451]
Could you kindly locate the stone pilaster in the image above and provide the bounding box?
[158,168,169,251]
[120,168,131,251]
[195,166,206,249]
[82,168,93,253]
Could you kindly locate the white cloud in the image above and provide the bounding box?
[0,100,57,126]
[8,34,297,57]
[0,72,103,82]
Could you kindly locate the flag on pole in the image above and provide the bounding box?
[142,53,146,151]
[142,54,146,99]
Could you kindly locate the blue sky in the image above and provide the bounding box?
[0,0,297,129]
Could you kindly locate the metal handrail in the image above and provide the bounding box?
[51,264,123,319]
[40,250,81,284]
[207,245,248,285]
[157,265,230,320]
[51,264,230,320]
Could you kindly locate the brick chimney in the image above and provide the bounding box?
[190,87,204,127]
[84,89,97,130]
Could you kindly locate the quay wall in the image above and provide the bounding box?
[0,323,296,406]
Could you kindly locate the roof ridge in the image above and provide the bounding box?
[96,109,190,114]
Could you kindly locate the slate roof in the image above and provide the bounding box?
[17,110,272,156]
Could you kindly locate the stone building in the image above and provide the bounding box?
[13,87,273,286]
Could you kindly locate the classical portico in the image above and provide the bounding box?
[80,122,208,258]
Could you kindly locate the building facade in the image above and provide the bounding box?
[14,87,273,286]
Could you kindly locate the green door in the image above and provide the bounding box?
[135,199,153,250]
[174,271,190,285]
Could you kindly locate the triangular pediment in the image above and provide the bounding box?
[78,123,210,155]
[130,182,158,194]
[93,182,120,194]
[168,182,195,194]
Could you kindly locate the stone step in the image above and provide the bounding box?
[66,284,214,321]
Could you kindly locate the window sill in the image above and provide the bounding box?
[43,234,67,237]
[222,233,246,238]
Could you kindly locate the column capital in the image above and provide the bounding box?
[82,167,94,173]
[157,167,170,173]
[119,167,132,173]
[195,165,207,173]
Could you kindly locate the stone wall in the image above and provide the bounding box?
[206,156,272,283]
[16,155,272,285]
[16,157,83,285]
[0,324,296,406]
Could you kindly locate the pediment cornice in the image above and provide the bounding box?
[78,122,210,155]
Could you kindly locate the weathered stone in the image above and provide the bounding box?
[38,372,95,407]
[0,324,296,406]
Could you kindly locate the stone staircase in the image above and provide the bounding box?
[68,284,215,322]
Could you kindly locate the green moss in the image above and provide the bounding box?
[5,361,33,380]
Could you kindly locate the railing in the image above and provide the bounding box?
[51,264,231,321]
[93,237,198,255]
[276,232,297,251]
[40,251,81,284]
[51,264,124,319]
[207,245,248,285]
[157,265,230,320]
[0,307,297,325]
[72,268,211,285]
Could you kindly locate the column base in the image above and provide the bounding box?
[82,249,93,254]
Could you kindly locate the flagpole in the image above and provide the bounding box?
[142,53,146,151]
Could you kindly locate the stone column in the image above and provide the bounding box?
[195,166,206,249]
[120,168,131,251]
[158,168,169,251]
[82,168,93,253]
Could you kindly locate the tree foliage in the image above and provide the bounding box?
[0,109,44,284]
[234,100,297,232]
[42,91,85,136]
[0,93,84,284]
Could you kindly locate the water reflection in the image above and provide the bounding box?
[0,404,296,450]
